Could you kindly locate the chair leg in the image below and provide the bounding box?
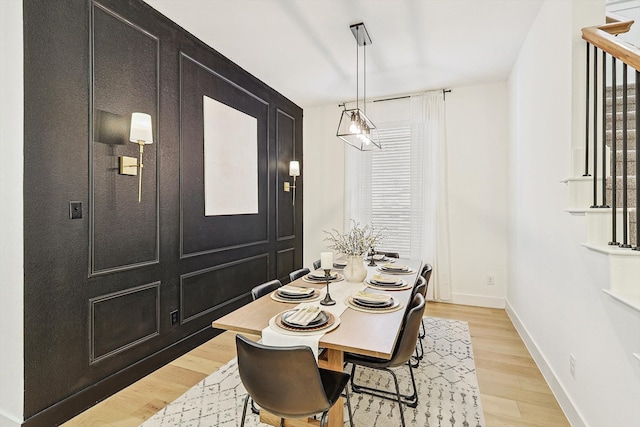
[389,369,406,427]
[250,398,260,415]
[240,394,250,427]
[348,363,417,407]
[410,336,424,368]
[345,383,355,427]
[404,362,419,407]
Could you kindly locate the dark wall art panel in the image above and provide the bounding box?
[180,54,269,257]
[90,283,160,362]
[91,3,159,274]
[181,254,269,323]
[277,109,296,240]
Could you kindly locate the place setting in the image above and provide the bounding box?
[270,284,322,303]
[346,290,403,313]
[364,273,412,291]
[302,269,344,284]
[268,304,340,336]
[364,253,395,263]
[376,262,415,275]
[332,259,348,270]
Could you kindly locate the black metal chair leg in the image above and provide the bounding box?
[240,394,250,427]
[389,369,406,427]
[250,398,260,415]
[345,383,355,427]
[348,363,417,406]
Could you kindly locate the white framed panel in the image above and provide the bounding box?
[203,95,258,216]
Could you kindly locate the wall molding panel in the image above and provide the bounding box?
[89,282,160,364]
[90,2,161,276]
[276,108,297,241]
[180,254,269,324]
[179,53,271,258]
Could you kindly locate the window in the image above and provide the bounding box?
[370,125,412,256]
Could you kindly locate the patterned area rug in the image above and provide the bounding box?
[141,317,485,427]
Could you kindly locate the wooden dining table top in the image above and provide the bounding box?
[211,258,423,360]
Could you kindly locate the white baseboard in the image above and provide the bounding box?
[505,300,587,427]
[446,292,505,308]
[0,412,22,427]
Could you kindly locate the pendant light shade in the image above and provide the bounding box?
[336,22,381,151]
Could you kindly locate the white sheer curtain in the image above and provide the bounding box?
[410,91,451,300]
[343,91,451,300]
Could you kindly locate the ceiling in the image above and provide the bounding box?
[144,0,544,108]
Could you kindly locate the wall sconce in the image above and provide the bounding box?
[284,160,300,205]
[119,112,153,202]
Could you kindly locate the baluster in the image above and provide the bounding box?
[610,58,619,245]
[635,70,640,251]
[592,46,599,208]
[622,64,631,248]
[584,43,591,177]
[602,50,610,208]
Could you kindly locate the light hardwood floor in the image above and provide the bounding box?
[62,302,570,427]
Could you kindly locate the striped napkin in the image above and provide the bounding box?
[285,305,321,326]
[353,291,392,303]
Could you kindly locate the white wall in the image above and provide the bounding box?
[508,0,640,426]
[303,83,510,307]
[302,104,346,268]
[445,83,509,308]
[0,1,24,426]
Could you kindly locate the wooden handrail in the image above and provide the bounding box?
[582,13,640,71]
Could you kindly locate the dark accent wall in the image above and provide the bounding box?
[22,1,303,425]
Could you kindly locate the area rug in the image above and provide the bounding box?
[141,317,485,427]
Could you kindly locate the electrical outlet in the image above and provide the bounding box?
[487,275,495,285]
[569,354,576,378]
[170,310,179,326]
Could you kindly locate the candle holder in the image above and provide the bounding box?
[319,268,336,306]
[367,247,377,266]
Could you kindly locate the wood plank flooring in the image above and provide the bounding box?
[62,302,570,427]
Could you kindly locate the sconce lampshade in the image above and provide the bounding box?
[289,160,300,177]
[129,112,153,144]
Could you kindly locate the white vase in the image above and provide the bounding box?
[343,255,367,283]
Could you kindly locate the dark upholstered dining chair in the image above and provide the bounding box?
[421,263,433,284]
[288,267,310,283]
[312,259,321,270]
[345,293,425,427]
[236,334,354,427]
[250,279,282,301]
[410,276,427,367]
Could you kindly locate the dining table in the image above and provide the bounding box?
[212,257,423,427]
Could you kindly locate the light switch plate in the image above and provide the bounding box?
[69,201,82,219]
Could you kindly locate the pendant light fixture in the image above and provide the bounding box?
[336,22,381,151]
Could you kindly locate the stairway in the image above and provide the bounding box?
[565,83,640,312]
[605,84,638,247]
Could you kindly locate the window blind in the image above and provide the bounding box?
[370,125,412,257]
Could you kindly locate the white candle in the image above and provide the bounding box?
[320,252,333,270]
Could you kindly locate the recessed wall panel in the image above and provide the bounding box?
[91,4,159,273]
[181,254,269,322]
[277,248,295,282]
[277,110,296,240]
[90,282,160,363]
[180,54,269,256]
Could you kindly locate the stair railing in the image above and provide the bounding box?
[582,14,640,250]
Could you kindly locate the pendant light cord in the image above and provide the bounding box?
[356,24,359,112]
